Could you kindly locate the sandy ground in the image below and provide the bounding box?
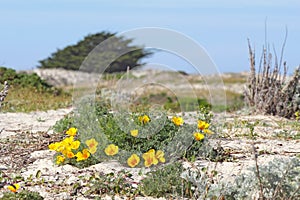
[0,107,299,199]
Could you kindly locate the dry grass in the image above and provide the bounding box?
[1,86,71,112]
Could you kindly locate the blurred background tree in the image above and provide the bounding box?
[38,32,152,73]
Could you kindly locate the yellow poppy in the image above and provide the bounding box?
[76,149,90,161]
[62,136,74,148]
[104,144,119,156]
[130,129,139,137]
[71,140,80,150]
[197,120,210,130]
[88,147,97,154]
[155,150,166,163]
[194,132,205,141]
[66,127,77,136]
[7,183,20,193]
[172,116,184,126]
[56,155,65,164]
[85,138,98,154]
[203,129,213,134]
[127,154,140,168]
[55,142,65,152]
[48,142,60,151]
[143,149,158,167]
[66,151,75,158]
[138,115,150,124]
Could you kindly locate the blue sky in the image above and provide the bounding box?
[0,0,299,74]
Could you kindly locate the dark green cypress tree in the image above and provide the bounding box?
[38,32,151,73]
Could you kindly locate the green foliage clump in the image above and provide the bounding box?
[0,67,51,91]
[181,157,300,200]
[139,162,193,198]
[0,66,71,112]
[52,114,75,133]
[0,190,43,200]
[53,99,217,167]
[82,170,139,198]
[38,32,152,73]
[223,157,300,200]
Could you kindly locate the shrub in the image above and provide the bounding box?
[244,40,300,118]
[223,157,300,200]
[0,67,51,91]
[139,162,193,198]
[181,157,300,200]
[50,99,220,168]
[82,170,139,198]
[0,67,71,112]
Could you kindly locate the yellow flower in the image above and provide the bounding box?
[7,183,20,193]
[203,129,213,134]
[62,136,74,147]
[130,129,139,137]
[65,151,75,158]
[138,115,150,124]
[127,154,140,168]
[76,149,90,161]
[88,147,97,154]
[143,149,158,167]
[48,142,60,151]
[172,116,184,126]
[55,142,65,152]
[66,127,77,136]
[155,150,166,163]
[104,144,119,156]
[295,111,299,120]
[194,132,205,141]
[85,138,98,154]
[197,120,210,130]
[56,155,65,164]
[71,140,80,150]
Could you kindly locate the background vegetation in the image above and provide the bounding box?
[38,32,152,73]
[245,40,300,119]
[0,67,71,112]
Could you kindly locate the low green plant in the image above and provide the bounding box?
[82,170,139,198]
[181,163,221,199]
[181,157,300,200]
[139,162,193,198]
[52,114,75,133]
[0,190,43,200]
[51,99,220,168]
[223,157,300,200]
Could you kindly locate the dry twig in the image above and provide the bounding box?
[0,81,9,108]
